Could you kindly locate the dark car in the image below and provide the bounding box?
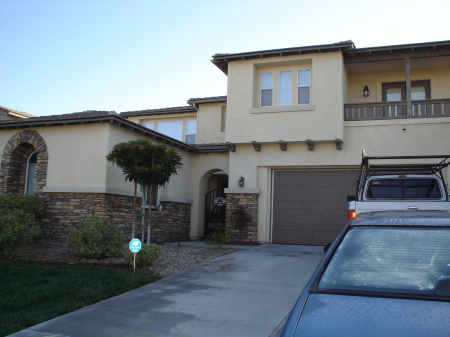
[280,210,450,337]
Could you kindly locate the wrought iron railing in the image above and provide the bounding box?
[344,99,450,121]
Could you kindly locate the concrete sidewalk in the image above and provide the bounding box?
[9,244,324,337]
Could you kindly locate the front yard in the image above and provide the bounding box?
[0,261,160,337]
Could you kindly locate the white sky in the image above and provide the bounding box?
[1,0,450,116]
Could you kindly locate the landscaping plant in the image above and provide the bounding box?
[123,243,162,267]
[206,221,230,248]
[67,217,123,258]
[0,194,46,254]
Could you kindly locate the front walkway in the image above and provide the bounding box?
[9,244,324,337]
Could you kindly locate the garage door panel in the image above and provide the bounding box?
[272,170,357,245]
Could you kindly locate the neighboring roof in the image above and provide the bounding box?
[211,41,355,74]
[120,106,196,117]
[187,96,227,105]
[0,111,198,153]
[0,105,36,118]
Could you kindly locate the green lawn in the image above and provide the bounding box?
[0,261,161,337]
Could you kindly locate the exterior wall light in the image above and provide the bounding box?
[157,204,164,212]
[363,85,369,97]
[238,176,245,187]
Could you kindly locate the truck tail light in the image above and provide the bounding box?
[348,210,356,220]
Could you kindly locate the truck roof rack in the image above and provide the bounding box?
[355,151,450,200]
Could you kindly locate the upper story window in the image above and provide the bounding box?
[185,120,196,144]
[298,69,311,104]
[251,66,314,113]
[279,71,292,105]
[382,80,431,101]
[143,119,197,144]
[261,72,273,106]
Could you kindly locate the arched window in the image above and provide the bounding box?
[25,152,37,195]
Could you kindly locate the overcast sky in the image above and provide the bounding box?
[2,0,450,116]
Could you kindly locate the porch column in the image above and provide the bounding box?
[405,56,412,118]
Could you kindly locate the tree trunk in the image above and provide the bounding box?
[132,182,137,239]
[147,185,152,244]
[141,185,146,243]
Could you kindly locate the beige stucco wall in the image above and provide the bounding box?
[225,118,450,242]
[225,51,346,144]
[196,102,226,144]
[346,66,450,103]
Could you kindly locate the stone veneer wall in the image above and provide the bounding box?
[225,193,258,243]
[0,130,48,195]
[40,192,191,244]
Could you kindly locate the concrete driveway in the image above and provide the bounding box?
[9,244,324,337]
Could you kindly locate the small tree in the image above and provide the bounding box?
[106,139,151,239]
[106,139,183,243]
[132,143,183,244]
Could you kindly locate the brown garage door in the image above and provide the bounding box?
[272,170,357,245]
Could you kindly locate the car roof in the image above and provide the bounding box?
[351,210,450,227]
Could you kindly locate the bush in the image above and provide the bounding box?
[0,209,42,251]
[206,221,230,248]
[0,194,46,219]
[123,243,161,267]
[67,217,123,258]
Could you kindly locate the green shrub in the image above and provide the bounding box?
[123,243,162,267]
[0,209,42,251]
[206,221,230,248]
[67,217,123,258]
[0,194,46,219]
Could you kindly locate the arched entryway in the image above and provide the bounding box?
[204,171,229,237]
[0,130,48,195]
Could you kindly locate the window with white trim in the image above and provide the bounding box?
[261,72,273,106]
[279,71,292,105]
[185,120,196,144]
[297,69,311,104]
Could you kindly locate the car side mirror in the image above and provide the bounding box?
[347,195,356,202]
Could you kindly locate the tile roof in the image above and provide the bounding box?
[120,106,196,117]
[0,110,198,153]
[211,41,355,74]
[187,96,227,105]
[0,105,36,118]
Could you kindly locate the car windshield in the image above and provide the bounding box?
[318,227,450,299]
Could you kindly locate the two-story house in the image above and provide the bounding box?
[1,39,449,245]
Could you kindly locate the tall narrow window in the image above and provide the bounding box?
[185,120,196,144]
[220,106,226,132]
[298,69,311,104]
[279,71,292,105]
[261,72,273,106]
[25,152,37,195]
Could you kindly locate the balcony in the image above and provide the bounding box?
[344,99,450,121]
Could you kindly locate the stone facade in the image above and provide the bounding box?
[40,192,191,244]
[225,193,258,243]
[0,130,48,195]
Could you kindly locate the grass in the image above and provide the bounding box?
[0,261,161,337]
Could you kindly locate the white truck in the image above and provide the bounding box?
[347,152,450,220]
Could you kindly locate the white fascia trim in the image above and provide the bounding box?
[43,186,136,197]
[224,188,260,194]
[251,105,315,114]
[159,196,193,204]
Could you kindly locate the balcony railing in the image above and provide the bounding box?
[344,99,450,121]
